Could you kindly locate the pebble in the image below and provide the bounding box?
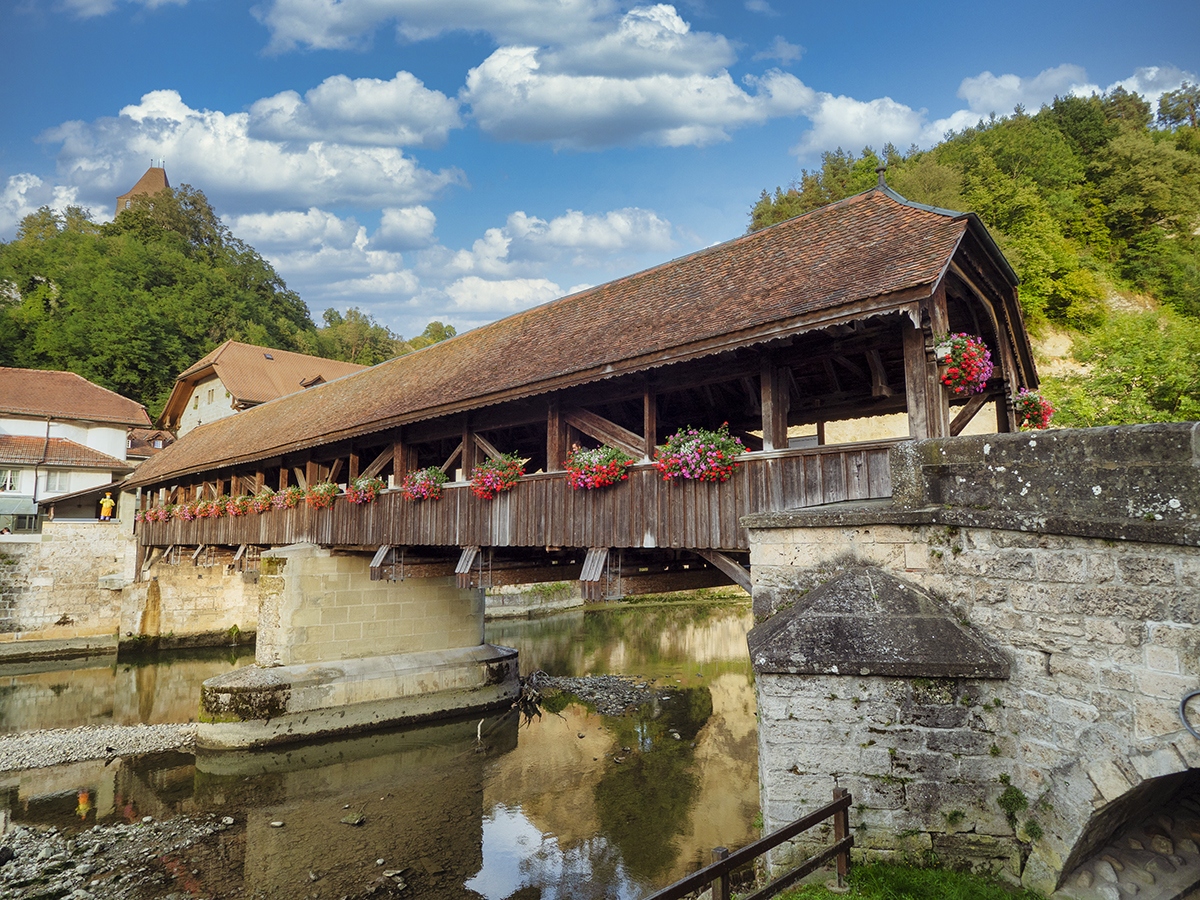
[537,674,683,717]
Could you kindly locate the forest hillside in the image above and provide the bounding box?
[751,84,1200,426]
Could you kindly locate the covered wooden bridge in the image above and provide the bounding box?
[127,180,1036,601]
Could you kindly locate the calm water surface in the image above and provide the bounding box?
[0,601,759,899]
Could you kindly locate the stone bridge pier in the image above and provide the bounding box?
[745,423,1200,895]
[197,543,518,750]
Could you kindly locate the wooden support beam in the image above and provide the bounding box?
[832,355,868,382]
[643,385,657,460]
[996,393,1015,433]
[950,393,990,436]
[816,420,826,446]
[564,408,643,459]
[580,547,610,602]
[866,350,894,398]
[292,466,307,490]
[455,546,481,589]
[438,441,464,475]
[215,478,225,498]
[547,400,568,471]
[278,467,289,491]
[306,460,319,487]
[360,445,393,480]
[902,319,932,440]
[696,550,752,593]
[823,359,842,393]
[328,459,344,484]
[348,451,360,481]
[475,432,504,461]
[461,422,477,480]
[761,360,789,452]
[255,471,265,493]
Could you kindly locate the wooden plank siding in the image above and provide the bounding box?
[137,442,896,553]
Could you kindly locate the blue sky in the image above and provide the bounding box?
[2,0,1197,339]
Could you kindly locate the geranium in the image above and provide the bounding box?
[345,476,386,504]
[1014,388,1054,430]
[305,481,340,509]
[402,466,449,501]
[654,423,745,483]
[250,489,275,513]
[227,495,252,517]
[272,486,305,510]
[144,506,170,523]
[565,445,635,490]
[173,501,198,522]
[470,453,526,500]
[935,333,994,396]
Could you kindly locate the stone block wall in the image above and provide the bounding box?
[256,544,484,667]
[745,422,1200,894]
[0,523,134,638]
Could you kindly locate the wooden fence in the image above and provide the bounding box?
[644,789,853,900]
[138,442,895,553]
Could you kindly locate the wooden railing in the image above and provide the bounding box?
[645,789,853,900]
[138,442,895,552]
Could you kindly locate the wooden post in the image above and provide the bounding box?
[215,477,225,497]
[348,450,360,481]
[547,400,567,470]
[902,318,931,440]
[833,787,850,890]
[711,847,731,900]
[306,460,319,488]
[461,420,477,480]
[816,420,826,446]
[642,383,657,461]
[278,467,288,491]
[392,438,408,481]
[254,471,264,493]
[761,359,789,451]
[996,393,1015,432]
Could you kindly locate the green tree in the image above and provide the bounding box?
[1043,308,1200,425]
[1159,82,1200,129]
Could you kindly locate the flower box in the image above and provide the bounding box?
[401,467,449,502]
[345,476,385,504]
[653,423,745,483]
[470,453,526,500]
[935,333,994,396]
[564,445,635,490]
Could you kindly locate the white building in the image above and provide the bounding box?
[0,367,151,530]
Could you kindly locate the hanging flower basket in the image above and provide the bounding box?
[250,489,276,513]
[227,495,252,517]
[1014,388,1054,430]
[305,481,340,509]
[345,476,386,504]
[653,423,745,483]
[401,466,449,502]
[470,453,526,500]
[565,445,636,490]
[272,486,305,510]
[934,333,994,396]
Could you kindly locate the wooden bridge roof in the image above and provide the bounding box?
[127,187,1007,489]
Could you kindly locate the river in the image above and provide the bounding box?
[0,599,759,899]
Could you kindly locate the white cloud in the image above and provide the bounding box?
[0,174,81,235]
[43,90,463,215]
[1105,65,1194,107]
[957,64,1091,116]
[542,5,735,77]
[248,71,462,147]
[60,0,185,18]
[791,93,925,156]
[463,47,811,148]
[373,206,437,250]
[744,0,775,13]
[229,207,364,251]
[255,0,612,53]
[753,36,802,65]
[444,275,564,315]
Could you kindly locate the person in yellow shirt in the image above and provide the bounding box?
[99,492,116,521]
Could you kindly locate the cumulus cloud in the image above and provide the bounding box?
[255,0,611,53]
[956,63,1091,116]
[541,4,734,77]
[464,48,811,148]
[42,89,463,215]
[0,174,81,235]
[444,275,564,315]
[248,72,462,147]
[744,0,775,14]
[373,206,437,250]
[754,36,802,65]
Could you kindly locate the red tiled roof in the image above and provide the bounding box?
[159,341,369,428]
[0,435,133,470]
[0,368,152,427]
[129,188,982,488]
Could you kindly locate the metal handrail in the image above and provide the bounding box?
[644,789,853,900]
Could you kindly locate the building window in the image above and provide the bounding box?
[45,471,69,492]
[193,396,199,409]
[0,470,15,492]
[153,439,163,448]
[207,388,215,403]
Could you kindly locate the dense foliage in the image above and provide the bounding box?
[0,187,454,416]
[750,84,1200,426]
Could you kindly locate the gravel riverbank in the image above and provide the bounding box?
[0,724,196,773]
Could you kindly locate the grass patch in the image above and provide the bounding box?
[774,862,1041,900]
